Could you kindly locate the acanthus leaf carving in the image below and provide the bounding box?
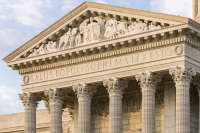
[19,92,40,109]
[169,66,196,84]
[103,77,128,97]
[72,83,97,101]
[44,88,67,107]
[135,72,162,92]
[24,16,162,58]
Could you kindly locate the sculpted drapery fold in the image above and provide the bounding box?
[26,16,162,58]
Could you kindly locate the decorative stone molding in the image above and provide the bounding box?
[19,92,40,109]
[23,17,161,59]
[135,72,162,92]
[72,83,97,102]
[169,66,196,85]
[10,25,195,72]
[103,77,128,97]
[44,88,67,106]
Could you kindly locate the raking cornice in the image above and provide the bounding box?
[3,1,192,63]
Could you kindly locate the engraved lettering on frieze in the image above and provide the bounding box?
[23,75,29,84]
[23,46,183,84]
[175,45,183,55]
[24,17,161,58]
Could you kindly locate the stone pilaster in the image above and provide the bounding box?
[72,83,97,133]
[103,77,128,133]
[19,92,39,133]
[44,88,67,133]
[169,66,196,133]
[135,72,161,133]
[193,80,200,133]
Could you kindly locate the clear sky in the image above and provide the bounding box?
[0,0,192,115]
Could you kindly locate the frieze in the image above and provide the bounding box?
[24,17,161,58]
[22,45,182,85]
[22,60,184,93]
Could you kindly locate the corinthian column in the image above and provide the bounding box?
[72,83,97,133]
[19,92,39,133]
[103,77,128,133]
[169,66,196,133]
[44,88,67,133]
[135,72,162,133]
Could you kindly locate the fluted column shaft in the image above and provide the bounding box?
[45,88,66,133]
[103,77,128,133]
[136,72,161,133]
[193,0,198,19]
[73,83,97,133]
[170,66,196,133]
[19,93,38,133]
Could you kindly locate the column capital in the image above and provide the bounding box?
[72,83,97,102]
[19,92,39,109]
[103,77,128,97]
[135,71,162,92]
[169,66,196,86]
[44,88,67,106]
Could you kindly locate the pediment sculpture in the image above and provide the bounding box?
[27,17,161,58]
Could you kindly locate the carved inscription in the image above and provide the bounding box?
[23,45,182,84]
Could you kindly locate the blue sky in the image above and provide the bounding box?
[0,0,192,115]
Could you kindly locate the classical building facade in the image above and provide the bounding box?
[1,1,200,133]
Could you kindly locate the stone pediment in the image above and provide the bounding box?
[3,1,200,69]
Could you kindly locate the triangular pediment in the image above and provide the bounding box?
[3,1,197,64]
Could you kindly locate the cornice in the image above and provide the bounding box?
[3,1,191,63]
[7,24,200,74]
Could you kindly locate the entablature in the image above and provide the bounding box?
[7,24,200,74]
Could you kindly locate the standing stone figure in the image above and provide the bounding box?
[59,28,71,49]
[80,17,101,43]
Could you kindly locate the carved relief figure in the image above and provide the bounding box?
[91,99,109,117]
[59,28,71,49]
[104,18,121,39]
[26,17,163,58]
[117,21,128,35]
[80,17,101,43]
[46,41,58,52]
[122,95,142,113]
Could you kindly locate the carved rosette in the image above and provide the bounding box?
[19,92,39,109]
[72,83,97,102]
[103,77,128,97]
[169,66,196,86]
[135,72,162,92]
[44,88,67,106]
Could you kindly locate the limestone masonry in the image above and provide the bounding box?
[2,1,200,133]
